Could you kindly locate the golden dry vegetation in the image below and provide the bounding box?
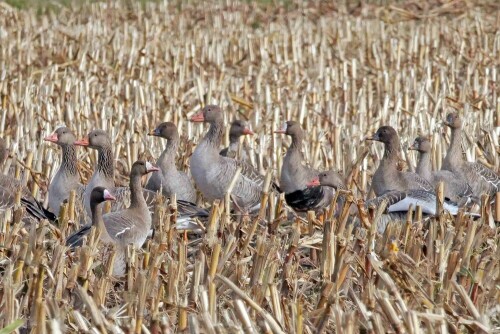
[0,0,499,333]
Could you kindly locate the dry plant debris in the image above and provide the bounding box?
[0,0,499,333]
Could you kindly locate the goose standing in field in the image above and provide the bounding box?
[66,186,116,248]
[307,170,462,215]
[219,120,254,160]
[75,129,114,216]
[146,122,197,202]
[308,170,474,233]
[44,127,85,216]
[190,105,266,212]
[366,126,433,196]
[442,113,499,199]
[409,136,475,205]
[275,121,334,212]
[0,138,56,221]
[68,161,158,276]
[75,130,209,223]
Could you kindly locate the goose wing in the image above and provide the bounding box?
[66,224,92,248]
[401,172,433,191]
[469,162,500,195]
[103,211,149,247]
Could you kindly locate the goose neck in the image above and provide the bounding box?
[61,144,78,176]
[97,146,114,179]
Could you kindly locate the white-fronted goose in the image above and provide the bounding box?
[0,138,56,221]
[442,113,499,199]
[44,127,85,216]
[67,161,158,275]
[309,170,475,233]
[66,186,116,248]
[409,136,475,205]
[219,120,254,160]
[190,105,266,212]
[366,126,433,196]
[75,130,208,221]
[102,161,158,275]
[275,121,333,212]
[146,122,196,202]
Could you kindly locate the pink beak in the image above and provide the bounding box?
[242,127,254,135]
[44,133,59,143]
[145,161,160,173]
[103,189,117,201]
[74,136,90,146]
[306,177,320,187]
[190,112,205,122]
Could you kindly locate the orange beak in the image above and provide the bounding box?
[242,127,254,136]
[274,130,286,134]
[408,143,418,150]
[44,133,58,143]
[74,136,90,146]
[190,111,205,122]
[306,177,320,187]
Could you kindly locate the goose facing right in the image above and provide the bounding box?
[219,120,254,159]
[67,161,159,276]
[66,186,116,248]
[275,121,334,212]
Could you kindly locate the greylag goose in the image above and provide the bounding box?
[190,105,266,212]
[275,121,334,212]
[442,113,499,199]
[219,120,254,159]
[0,138,56,221]
[146,122,197,202]
[409,136,475,205]
[68,161,157,276]
[66,186,116,248]
[75,130,208,222]
[366,126,433,196]
[44,127,84,216]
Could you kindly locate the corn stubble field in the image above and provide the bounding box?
[0,0,499,333]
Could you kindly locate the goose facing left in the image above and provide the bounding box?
[75,129,209,222]
[189,105,267,212]
[366,126,433,196]
[146,122,197,203]
[44,127,83,216]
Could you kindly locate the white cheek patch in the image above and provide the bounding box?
[145,161,154,171]
[280,122,288,132]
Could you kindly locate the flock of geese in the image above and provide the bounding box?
[1,106,499,275]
